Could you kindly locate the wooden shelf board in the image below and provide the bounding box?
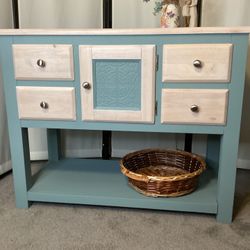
[28,158,217,214]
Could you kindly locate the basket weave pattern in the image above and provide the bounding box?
[120,149,206,197]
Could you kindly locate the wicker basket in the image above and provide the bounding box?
[120,149,206,197]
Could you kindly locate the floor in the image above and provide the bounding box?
[0,162,250,250]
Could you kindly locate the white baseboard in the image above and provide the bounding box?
[237,158,250,170]
[64,149,101,158]
[30,151,48,161]
[0,160,12,175]
[30,149,102,161]
[112,149,132,158]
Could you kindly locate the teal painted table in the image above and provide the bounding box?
[0,28,249,223]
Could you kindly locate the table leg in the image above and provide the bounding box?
[10,128,32,208]
[47,129,61,162]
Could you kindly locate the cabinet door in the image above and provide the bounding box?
[79,45,156,123]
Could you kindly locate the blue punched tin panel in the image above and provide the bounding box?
[93,59,141,110]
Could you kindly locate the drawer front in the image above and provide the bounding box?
[161,89,229,125]
[162,44,233,82]
[16,86,76,120]
[13,44,74,80]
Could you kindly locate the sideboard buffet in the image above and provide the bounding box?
[0,27,249,223]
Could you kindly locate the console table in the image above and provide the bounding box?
[0,27,249,223]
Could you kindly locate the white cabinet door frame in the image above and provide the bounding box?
[79,45,156,123]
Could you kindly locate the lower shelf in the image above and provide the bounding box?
[28,158,218,214]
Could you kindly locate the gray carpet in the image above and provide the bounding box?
[0,163,250,250]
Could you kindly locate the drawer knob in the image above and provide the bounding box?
[193,60,203,68]
[40,101,49,109]
[82,82,91,90]
[37,59,46,68]
[190,105,199,113]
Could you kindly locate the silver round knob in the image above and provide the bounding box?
[190,105,199,113]
[82,82,91,90]
[193,60,203,68]
[40,101,49,109]
[37,59,46,68]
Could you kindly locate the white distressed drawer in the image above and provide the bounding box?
[161,89,229,125]
[16,86,76,120]
[162,44,233,82]
[13,44,74,80]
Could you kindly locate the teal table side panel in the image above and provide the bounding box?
[11,34,234,134]
[216,34,249,223]
[0,37,31,208]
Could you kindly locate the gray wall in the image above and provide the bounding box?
[0,0,12,174]
[201,0,250,169]
[0,0,12,28]
[18,0,102,28]
[113,0,160,28]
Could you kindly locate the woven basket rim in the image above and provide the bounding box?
[120,148,206,182]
